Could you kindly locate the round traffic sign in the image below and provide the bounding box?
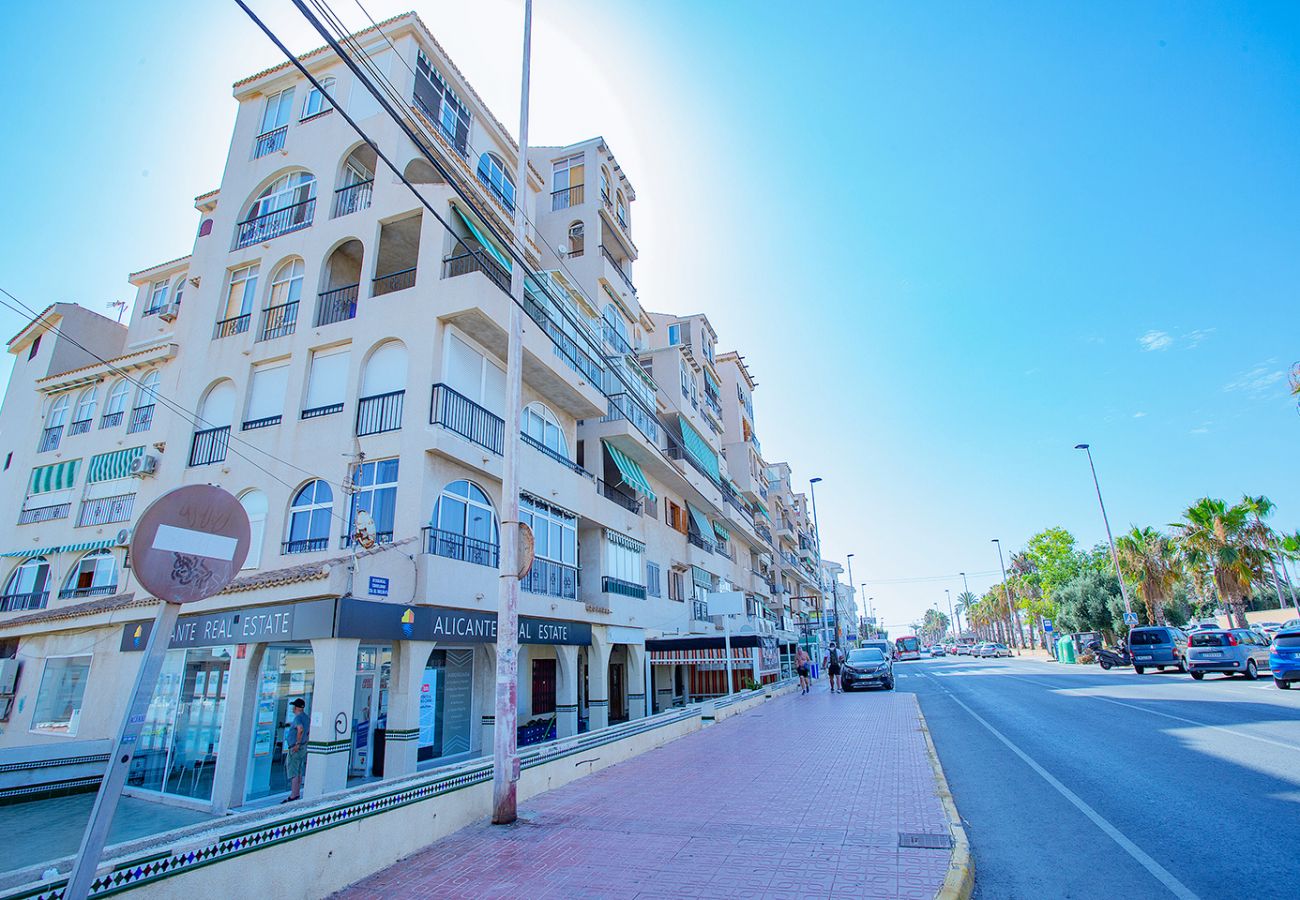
[130,485,251,604]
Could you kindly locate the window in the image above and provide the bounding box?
[567,221,584,257]
[605,531,645,590]
[245,361,290,428]
[552,154,584,209]
[267,258,304,310]
[3,556,51,606]
[223,265,260,320]
[145,280,169,315]
[172,277,185,310]
[646,562,662,598]
[72,388,97,428]
[302,76,335,119]
[522,403,567,457]
[103,380,129,422]
[31,655,92,735]
[679,361,690,398]
[668,568,684,602]
[27,335,40,360]
[600,166,611,204]
[248,172,317,221]
[616,190,628,228]
[476,153,515,211]
[48,394,70,428]
[665,501,688,535]
[260,87,295,134]
[134,370,160,410]
[521,496,576,566]
[304,346,350,416]
[62,550,117,598]
[444,332,504,415]
[349,459,399,542]
[603,303,630,353]
[414,50,471,155]
[667,324,681,346]
[287,480,333,553]
[433,480,497,545]
[240,490,268,568]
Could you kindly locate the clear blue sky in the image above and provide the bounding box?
[2,1,1297,630]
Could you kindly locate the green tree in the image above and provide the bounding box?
[1114,526,1179,625]
[1054,571,1125,641]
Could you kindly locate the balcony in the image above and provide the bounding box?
[522,432,588,476]
[316,284,359,327]
[551,184,585,210]
[444,250,508,292]
[18,503,70,525]
[688,532,714,554]
[234,198,315,250]
[100,411,123,429]
[425,527,499,568]
[282,537,329,555]
[600,246,636,295]
[59,584,119,600]
[252,125,287,158]
[332,179,374,218]
[692,599,710,622]
[214,314,250,340]
[356,390,405,437]
[242,415,281,431]
[38,426,62,452]
[68,419,92,436]
[127,405,154,434]
[755,523,774,546]
[596,479,641,514]
[0,591,48,613]
[372,267,417,296]
[77,494,135,527]
[258,301,299,341]
[601,576,646,600]
[301,402,343,420]
[600,394,658,445]
[523,558,578,600]
[189,426,230,467]
[430,383,504,455]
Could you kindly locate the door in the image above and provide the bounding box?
[532,659,556,715]
[609,664,625,722]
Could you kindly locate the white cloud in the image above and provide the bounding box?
[1185,328,1216,348]
[1225,361,1286,396]
[1139,330,1173,351]
[1133,411,1147,418]
[1190,423,1211,434]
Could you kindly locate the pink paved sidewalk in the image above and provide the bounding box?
[333,685,952,899]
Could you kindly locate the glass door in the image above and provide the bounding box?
[245,645,315,802]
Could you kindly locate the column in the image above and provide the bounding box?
[210,650,254,813]
[383,640,436,780]
[477,644,496,756]
[625,644,647,720]
[585,631,612,731]
[554,644,579,738]
[303,637,360,799]
[653,664,673,714]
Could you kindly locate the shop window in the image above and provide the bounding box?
[418,648,474,762]
[31,655,92,735]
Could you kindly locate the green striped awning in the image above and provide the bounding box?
[602,440,656,502]
[756,504,773,523]
[704,369,721,394]
[452,205,512,273]
[685,502,713,539]
[28,459,80,495]
[676,415,720,484]
[88,447,144,483]
[1,539,115,559]
[713,520,730,542]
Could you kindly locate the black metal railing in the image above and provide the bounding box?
[551,184,584,210]
[430,383,503,454]
[252,124,287,158]
[18,503,70,525]
[38,426,62,452]
[602,576,646,600]
[596,479,641,514]
[301,402,344,420]
[601,393,659,444]
[59,584,119,600]
[242,415,282,431]
[213,314,250,339]
[755,524,773,545]
[692,599,710,621]
[600,246,636,294]
[188,426,230,467]
[234,197,315,249]
[127,405,154,434]
[372,267,417,295]
[99,410,123,429]
[316,284,359,326]
[443,250,509,291]
[332,179,373,218]
[0,591,49,613]
[520,289,606,387]
[521,432,588,475]
[282,537,329,555]
[522,558,578,600]
[77,494,134,527]
[688,532,714,554]
[68,419,92,436]
[259,301,299,341]
[424,527,499,568]
[356,390,405,436]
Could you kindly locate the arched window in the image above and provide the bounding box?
[145,280,169,315]
[567,221,584,258]
[358,341,407,435]
[475,153,515,211]
[240,490,269,568]
[286,480,332,554]
[171,277,186,310]
[431,480,498,566]
[129,371,159,433]
[71,387,97,432]
[191,381,235,466]
[522,402,567,459]
[603,303,630,354]
[3,556,50,609]
[249,172,317,219]
[48,395,70,428]
[267,258,304,309]
[237,172,317,248]
[615,190,628,229]
[302,76,336,119]
[102,379,129,427]
[600,166,611,205]
[62,550,117,599]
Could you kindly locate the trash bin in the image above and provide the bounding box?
[1058,637,1076,664]
[372,728,386,777]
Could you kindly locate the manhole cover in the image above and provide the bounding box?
[898,831,953,850]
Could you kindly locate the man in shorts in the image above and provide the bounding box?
[826,644,842,693]
[796,646,811,694]
[283,698,309,802]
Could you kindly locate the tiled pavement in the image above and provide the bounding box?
[333,682,953,900]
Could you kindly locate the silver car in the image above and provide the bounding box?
[1187,628,1272,680]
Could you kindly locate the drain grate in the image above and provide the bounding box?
[898,831,954,850]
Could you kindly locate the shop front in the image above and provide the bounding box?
[648,634,781,702]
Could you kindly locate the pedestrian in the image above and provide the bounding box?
[283,698,309,803]
[796,646,811,694]
[827,643,842,693]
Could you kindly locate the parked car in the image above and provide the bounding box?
[987,643,1012,658]
[839,647,894,691]
[1256,622,1283,637]
[931,645,946,657]
[1281,618,1300,632]
[972,643,994,658]
[1187,629,1272,680]
[954,644,973,656]
[1269,627,1300,690]
[1128,626,1189,674]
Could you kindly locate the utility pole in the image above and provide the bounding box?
[845,553,856,645]
[493,0,532,826]
[945,588,954,641]
[992,539,1020,651]
[959,571,970,636]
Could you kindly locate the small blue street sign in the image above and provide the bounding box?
[1042,619,1053,632]
[1123,611,1139,626]
[368,576,390,597]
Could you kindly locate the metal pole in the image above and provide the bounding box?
[959,571,970,636]
[992,539,1019,651]
[66,601,181,900]
[492,0,532,826]
[845,554,855,645]
[723,612,735,696]
[1075,444,1133,615]
[945,588,954,640]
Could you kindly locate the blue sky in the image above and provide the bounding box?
[1,1,1297,630]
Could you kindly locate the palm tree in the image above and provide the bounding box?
[955,590,977,637]
[1115,526,1179,625]
[1278,531,1300,618]
[1173,498,1269,628]
[1241,495,1288,611]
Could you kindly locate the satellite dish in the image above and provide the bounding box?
[352,509,377,550]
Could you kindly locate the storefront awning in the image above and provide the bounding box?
[29,459,80,495]
[88,446,144,483]
[1,538,115,559]
[602,440,656,502]
[685,502,713,538]
[676,415,720,483]
[452,205,512,273]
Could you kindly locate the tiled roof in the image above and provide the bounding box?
[34,342,176,389]
[5,303,58,348]
[194,188,219,202]
[232,11,410,88]
[128,254,192,281]
[0,592,149,628]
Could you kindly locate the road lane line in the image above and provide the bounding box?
[936,685,1200,900]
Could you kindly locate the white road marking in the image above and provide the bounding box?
[153,524,238,561]
[938,685,1200,900]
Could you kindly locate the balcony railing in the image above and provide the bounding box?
[316,284,359,326]
[282,537,329,555]
[38,426,62,452]
[755,524,774,546]
[601,321,634,357]
[372,267,417,295]
[688,532,714,554]
[551,184,584,210]
[242,414,282,431]
[596,479,641,514]
[127,405,154,434]
[59,584,119,600]
[18,503,70,525]
[602,576,646,600]
[332,179,374,218]
[233,197,315,249]
[692,599,710,621]
[302,402,344,420]
[189,426,230,467]
[430,383,503,455]
[356,390,405,436]
[213,314,250,340]
[425,527,499,568]
[252,125,287,158]
[259,301,299,341]
[601,393,659,444]
[522,558,578,600]
[521,432,588,476]
[77,494,134,527]
[443,250,508,291]
[600,246,636,294]
[0,591,49,613]
[99,410,123,429]
[68,419,92,436]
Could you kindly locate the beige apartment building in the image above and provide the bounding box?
[0,12,825,814]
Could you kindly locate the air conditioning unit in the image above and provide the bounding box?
[114,527,132,547]
[130,453,160,478]
[157,304,178,322]
[0,659,20,696]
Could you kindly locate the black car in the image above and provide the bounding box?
[840,647,894,691]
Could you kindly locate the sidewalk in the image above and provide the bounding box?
[332,684,958,899]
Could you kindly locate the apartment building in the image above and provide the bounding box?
[0,12,824,813]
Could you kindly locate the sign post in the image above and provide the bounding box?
[707,591,746,696]
[65,486,250,900]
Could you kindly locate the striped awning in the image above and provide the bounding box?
[602,440,656,502]
[1,539,115,559]
[88,446,144,483]
[29,459,80,495]
[712,520,730,542]
[452,205,512,273]
[756,504,773,523]
[685,502,713,539]
[676,415,720,483]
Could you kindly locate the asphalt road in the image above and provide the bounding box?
[898,655,1300,900]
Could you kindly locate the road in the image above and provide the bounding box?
[899,655,1300,900]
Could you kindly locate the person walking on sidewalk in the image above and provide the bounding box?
[826,644,843,693]
[796,646,811,694]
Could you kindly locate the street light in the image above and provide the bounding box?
[945,588,954,641]
[1074,444,1134,616]
[992,539,1020,650]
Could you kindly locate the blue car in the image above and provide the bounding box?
[1128,626,1190,674]
[1269,628,1300,690]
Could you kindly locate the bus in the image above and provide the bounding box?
[894,635,921,661]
